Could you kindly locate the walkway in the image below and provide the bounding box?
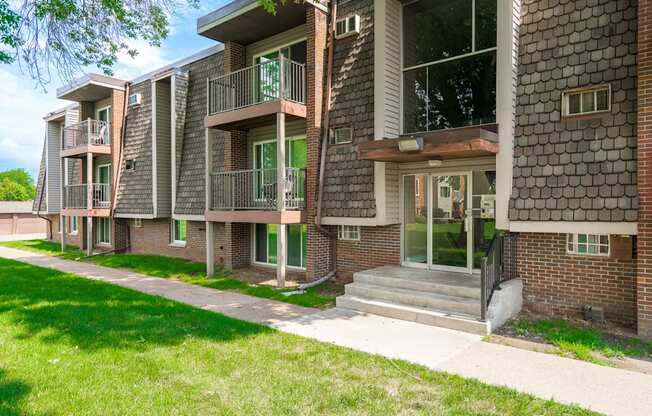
[1,246,651,416]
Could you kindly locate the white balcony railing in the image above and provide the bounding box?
[210,167,306,211]
[63,119,111,150]
[208,57,306,115]
[64,183,111,209]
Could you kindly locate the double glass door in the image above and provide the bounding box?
[402,171,496,273]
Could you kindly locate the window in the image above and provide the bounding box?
[97,218,111,244]
[331,126,353,144]
[70,216,78,234]
[414,178,421,196]
[134,218,142,228]
[335,15,361,39]
[171,220,187,244]
[338,225,361,241]
[562,86,610,117]
[128,93,142,106]
[125,159,136,171]
[254,224,307,269]
[439,185,451,198]
[402,0,497,133]
[567,234,609,256]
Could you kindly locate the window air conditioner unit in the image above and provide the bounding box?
[128,93,142,106]
[335,15,361,39]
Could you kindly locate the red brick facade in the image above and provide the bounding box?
[638,0,652,337]
[517,233,637,327]
[336,225,401,282]
[305,6,335,279]
[48,214,84,248]
[129,219,207,263]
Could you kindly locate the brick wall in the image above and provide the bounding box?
[129,219,207,263]
[336,225,401,282]
[517,232,636,327]
[306,6,334,279]
[47,214,83,247]
[638,0,652,337]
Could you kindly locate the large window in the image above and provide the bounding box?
[402,0,497,133]
[254,224,307,269]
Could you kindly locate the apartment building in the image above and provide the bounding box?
[35,0,652,337]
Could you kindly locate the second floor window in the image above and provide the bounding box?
[402,0,497,133]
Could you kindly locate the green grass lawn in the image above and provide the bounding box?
[0,258,597,415]
[0,240,335,308]
[509,318,652,366]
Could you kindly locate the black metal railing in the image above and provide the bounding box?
[480,233,517,320]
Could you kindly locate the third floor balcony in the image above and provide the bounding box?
[62,119,111,157]
[205,57,306,129]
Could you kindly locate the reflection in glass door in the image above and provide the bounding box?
[431,175,469,270]
[403,172,497,273]
[403,175,428,266]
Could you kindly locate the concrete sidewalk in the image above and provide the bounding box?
[1,246,651,416]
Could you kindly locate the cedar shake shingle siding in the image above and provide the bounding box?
[175,52,224,216]
[322,0,376,218]
[115,81,154,215]
[510,0,638,222]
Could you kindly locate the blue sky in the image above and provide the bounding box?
[0,1,230,179]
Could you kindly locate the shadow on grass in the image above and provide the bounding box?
[0,259,270,352]
[0,369,31,416]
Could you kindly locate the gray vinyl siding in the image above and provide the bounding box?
[46,120,62,213]
[114,81,154,215]
[385,162,400,223]
[246,24,307,64]
[156,81,172,217]
[175,52,224,215]
[382,0,401,138]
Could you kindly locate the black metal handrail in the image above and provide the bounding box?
[480,233,503,321]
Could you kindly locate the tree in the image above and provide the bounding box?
[0,168,36,200]
[0,0,198,87]
[0,0,286,88]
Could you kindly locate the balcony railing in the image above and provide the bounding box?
[63,119,111,150]
[208,57,306,115]
[210,167,306,211]
[64,183,111,209]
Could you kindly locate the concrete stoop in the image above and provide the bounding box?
[336,266,491,336]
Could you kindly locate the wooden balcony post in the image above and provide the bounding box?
[279,57,285,100]
[276,111,286,288]
[205,126,215,277]
[87,118,92,145]
[86,152,93,255]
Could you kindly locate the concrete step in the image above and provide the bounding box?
[345,282,481,317]
[336,295,489,336]
[354,270,481,300]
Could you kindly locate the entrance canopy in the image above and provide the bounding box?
[357,125,498,162]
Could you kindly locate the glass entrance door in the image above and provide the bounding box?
[431,175,470,271]
[403,172,479,272]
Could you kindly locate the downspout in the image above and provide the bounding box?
[295,0,337,290]
[315,0,337,238]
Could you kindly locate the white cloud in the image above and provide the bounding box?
[0,67,63,178]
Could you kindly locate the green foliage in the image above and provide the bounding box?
[0,0,20,64]
[0,169,36,201]
[513,318,652,365]
[0,257,596,415]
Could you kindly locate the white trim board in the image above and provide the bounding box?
[509,221,638,236]
[321,217,392,227]
[173,214,206,221]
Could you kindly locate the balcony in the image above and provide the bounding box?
[61,119,111,157]
[206,167,306,224]
[205,57,307,129]
[63,183,111,216]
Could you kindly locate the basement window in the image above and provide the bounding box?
[171,219,187,245]
[567,234,609,256]
[338,225,361,241]
[562,86,610,117]
[133,218,142,228]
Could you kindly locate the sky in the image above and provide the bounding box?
[0,1,231,179]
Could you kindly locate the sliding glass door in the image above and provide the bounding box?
[402,171,496,273]
[254,224,307,269]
